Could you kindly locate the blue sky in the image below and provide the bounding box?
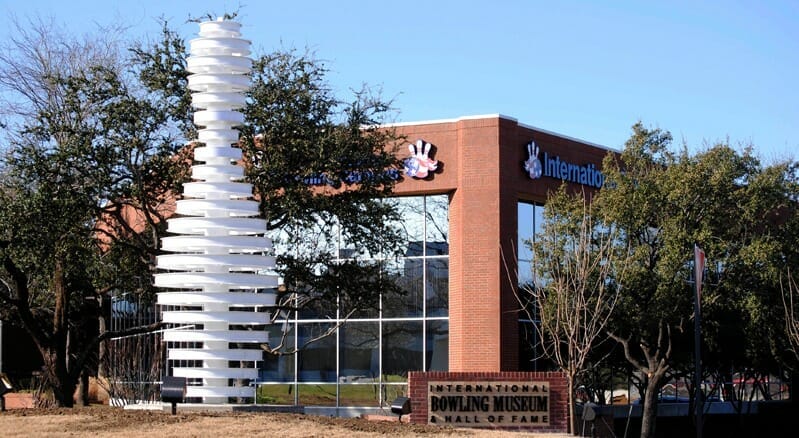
[1,0,796,160]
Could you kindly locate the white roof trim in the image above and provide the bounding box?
[382,114,616,152]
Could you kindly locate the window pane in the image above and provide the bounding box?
[298,383,337,406]
[534,203,545,239]
[297,323,336,382]
[518,260,533,288]
[426,320,448,371]
[425,258,448,317]
[425,195,449,255]
[340,383,380,406]
[383,258,423,318]
[519,321,538,372]
[297,293,335,320]
[259,324,295,382]
[337,261,380,319]
[340,322,379,381]
[518,202,534,261]
[387,197,425,257]
[382,321,422,380]
[256,384,295,404]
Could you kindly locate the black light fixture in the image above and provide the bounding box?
[390,396,412,422]
[161,376,187,415]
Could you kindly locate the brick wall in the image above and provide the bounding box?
[408,371,569,433]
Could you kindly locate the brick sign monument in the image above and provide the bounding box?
[408,371,568,432]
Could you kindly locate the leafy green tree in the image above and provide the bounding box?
[1,14,405,408]
[596,122,799,438]
[0,17,189,407]
[240,49,405,327]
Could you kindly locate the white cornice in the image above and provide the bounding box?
[383,114,617,152]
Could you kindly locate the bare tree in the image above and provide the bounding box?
[510,187,625,434]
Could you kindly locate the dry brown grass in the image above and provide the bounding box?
[0,407,570,437]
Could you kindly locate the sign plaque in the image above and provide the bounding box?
[428,381,550,426]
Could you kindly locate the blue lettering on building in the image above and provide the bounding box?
[540,152,604,188]
[301,168,400,186]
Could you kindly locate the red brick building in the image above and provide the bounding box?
[389,114,610,372]
[254,114,611,419]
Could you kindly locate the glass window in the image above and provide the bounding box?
[298,383,337,406]
[337,260,380,319]
[425,195,449,255]
[518,260,533,289]
[257,384,295,404]
[426,320,448,371]
[387,197,425,257]
[339,322,379,381]
[255,194,449,407]
[382,258,423,318]
[259,324,295,382]
[518,201,544,284]
[340,383,381,406]
[297,323,336,382]
[425,258,448,317]
[518,321,539,372]
[382,321,423,380]
[296,291,336,320]
[518,202,534,262]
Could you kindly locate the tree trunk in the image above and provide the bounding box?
[98,295,108,379]
[78,370,90,406]
[640,377,661,438]
[52,259,75,407]
[567,377,575,435]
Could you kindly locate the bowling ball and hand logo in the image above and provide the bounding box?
[524,141,542,179]
[404,139,439,179]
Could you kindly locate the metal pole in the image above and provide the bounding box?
[694,244,705,438]
[694,284,702,438]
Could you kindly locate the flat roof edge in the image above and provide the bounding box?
[381,114,616,152]
[517,122,617,152]
[381,114,514,127]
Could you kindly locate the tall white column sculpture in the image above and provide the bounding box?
[154,18,276,403]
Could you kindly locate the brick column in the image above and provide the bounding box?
[448,116,518,371]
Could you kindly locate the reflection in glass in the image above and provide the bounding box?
[261,195,450,407]
[298,384,337,406]
[383,258,423,318]
[339,383,381,406]
[382,321,423,379]
[257,384,295,404]
[259,324,295,382]
[518,260,533,290]
[337,260,380,319]
[386,197,425,257]
[425,258,448,317]
[518,202,534,261]
[425,195,449,255]
[519,321,537,371]
[518,201,544,285]
[271,216,340,259]
[426,320,449,371]
[340,322,379,381]
[518,202,545,372]
[297,323,336,382]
